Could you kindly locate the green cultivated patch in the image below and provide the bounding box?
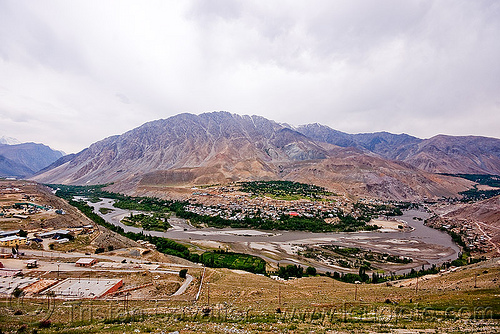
[200,250,266,274]
[98,207,114,214]
[440,174,500,201]
[239,180,334,200]
[121,212,171,231]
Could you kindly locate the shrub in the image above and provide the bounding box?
[38,320,51,328]
[179,269,188,279]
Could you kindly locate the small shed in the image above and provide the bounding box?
[75,258,97,267]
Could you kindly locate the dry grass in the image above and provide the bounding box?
[1,261,499,333]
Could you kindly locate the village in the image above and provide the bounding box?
[425,217,496,254]
[187,185,369,223]
[185,184,499,254]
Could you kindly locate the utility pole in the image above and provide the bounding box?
[354,281,360,301]
[278,285,281,307]
[207,282,210,306]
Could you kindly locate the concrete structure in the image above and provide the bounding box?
[0,230,20,238]
[56,238,70,243]
[0,268,22,277]
[0,236,27,246]
[0,276,37,295]
[22,279,58,295]
[75,258,97,267]
[45,278,123,299]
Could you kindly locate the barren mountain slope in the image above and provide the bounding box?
[278,148,473,201]
[396,135,500,174]
[32,112,329,185]
[0,142,64,177]
[32,112,482,200]
[296,124,500,175]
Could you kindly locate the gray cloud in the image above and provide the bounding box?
[0,0,498,153]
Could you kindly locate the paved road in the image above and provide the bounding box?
[172,274,193,296]
[4,248,201,269]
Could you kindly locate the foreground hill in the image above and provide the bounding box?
[296,123,500,175]
[0,142,64,178]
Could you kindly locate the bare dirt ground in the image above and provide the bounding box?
[368,218,408,232]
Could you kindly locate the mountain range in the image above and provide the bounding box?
[295,124,500,175]
[30,111,500,201]
[0,141,64,178]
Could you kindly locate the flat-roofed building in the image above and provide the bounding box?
[38,230,70,239]
[0,230,20,238]
[0,236,27,247]
[75,258,97,267]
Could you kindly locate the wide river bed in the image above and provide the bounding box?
[88,198,461,272]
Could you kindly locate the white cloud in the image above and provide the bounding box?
[0,0,499,153]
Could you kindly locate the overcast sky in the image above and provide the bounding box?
[1,0,499,153]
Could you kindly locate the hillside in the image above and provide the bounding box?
[32,112,484,200]
[443,195,500,249]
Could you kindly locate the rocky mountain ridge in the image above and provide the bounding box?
[295,123,500,175]
[31,111,498,200]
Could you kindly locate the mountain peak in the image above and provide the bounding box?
[0,136,21,145]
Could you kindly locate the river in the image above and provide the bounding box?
[86,198,461,272]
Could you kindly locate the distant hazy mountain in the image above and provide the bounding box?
[0,142,65,178]
[0,155,34,178]
[0,136,21,145]
[295,124,500,175]
[32,111,481,200]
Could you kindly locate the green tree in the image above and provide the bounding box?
[179,269,188,279]
[306,266,317,276]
